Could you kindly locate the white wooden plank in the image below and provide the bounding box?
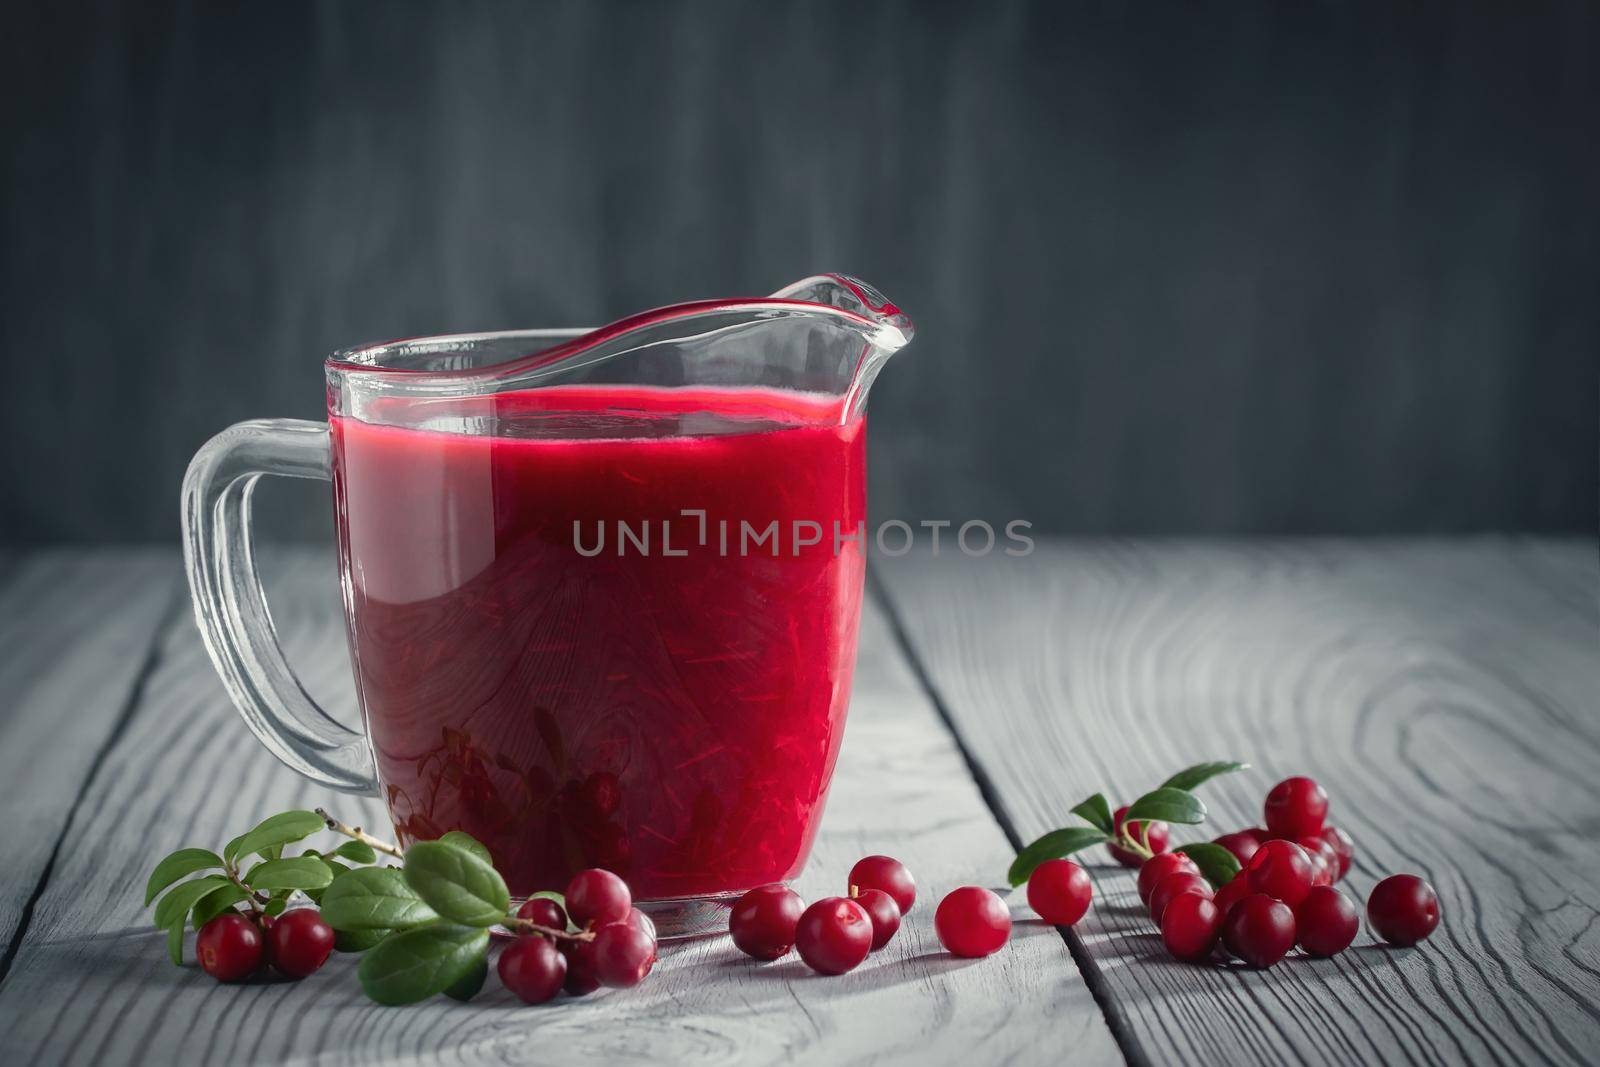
[0,547,1120,1066]
[878,539,1600,1067]
[0,549,176,963]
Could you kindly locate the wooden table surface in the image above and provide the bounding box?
[0,540,1594,1066]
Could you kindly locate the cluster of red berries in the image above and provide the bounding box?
[728,855,1023,972]
[1130,776,1440,967]
[196,908,335,982]
[500,867,659,1004]
[728,855,913,973]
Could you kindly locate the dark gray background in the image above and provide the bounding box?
[4,0,1596,543]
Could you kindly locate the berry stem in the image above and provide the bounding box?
[1118,825,1155,862]
[222,864,273,909]
[314,807,405,859]
[502,915,595,943]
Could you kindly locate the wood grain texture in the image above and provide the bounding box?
[0,549,177,963]
[877,538,1600,1067]
[0,548,1120,1066]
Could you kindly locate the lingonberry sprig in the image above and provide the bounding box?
[1006,760,1248,886]
[144,808,377,969]
[1005,766,1443,970]
[145,807,654,1005]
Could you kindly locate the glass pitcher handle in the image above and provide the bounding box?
[181,418,380,795]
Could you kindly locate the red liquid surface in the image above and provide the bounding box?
[330,387,866,899]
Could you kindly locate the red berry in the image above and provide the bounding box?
[559,936,601,996]
[1213,871,1253,919]
[517,896,568,931]
[1367,874,1440,946]
[1264,777,1328,838]
[1297,835,1339,888]
[1109,805,1170,867]
[498,934,566,1004]
[796,897,874,974]
[1148,872,1212,925]
[1296,886,1359,957]
[1161,891,1222,962]
[1222,894,1296,968]
[729,884,805,961]
[854,888,902,950]
[1246,839,1315,907]
[564,868,632,928]
[1136,852,1198,906]
[1028,859,1093,925]
[592,921,657,987]
[1320,825,1355,881]
[1213,831,1263,867]
[934,887,1012,959]
[626,907,657,942]
[848,855,917,915]
[267,908,334,979]
[196,913,264,982]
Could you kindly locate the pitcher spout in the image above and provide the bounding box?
[769,275,913,418]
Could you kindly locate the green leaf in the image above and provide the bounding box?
[1007,827,1109,886]
[1161,761,1249,792]
[320,867,440,931]
[402,841,509,927]
[304,858,350,904]
[153,875,231,930]
[167,921,185,965]
[243,855,334,892]
[225,810,325,865]
[1124,787,1207,826]
[1069,793,1114,835]
[144,848,224,906]
[264,897,288,917]
[436,831,492,866]
[1175,842,1243,888]
[331,840,378,864]
[443,947,488,1001]
[357,924,489,1006]
[191,883,252,927]
[336,927,391,953]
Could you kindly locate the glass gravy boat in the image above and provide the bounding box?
[182,275,912,936]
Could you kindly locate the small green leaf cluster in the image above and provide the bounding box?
[145,807,602,1007]
[145,810,365,965]
[326,835,516,1005]
[1008,761,1248,886]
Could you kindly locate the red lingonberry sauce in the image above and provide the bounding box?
[332,387,866,900]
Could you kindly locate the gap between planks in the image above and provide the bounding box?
[867,567,1150,1067]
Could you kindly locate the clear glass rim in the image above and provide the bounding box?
[324,295,905,379]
